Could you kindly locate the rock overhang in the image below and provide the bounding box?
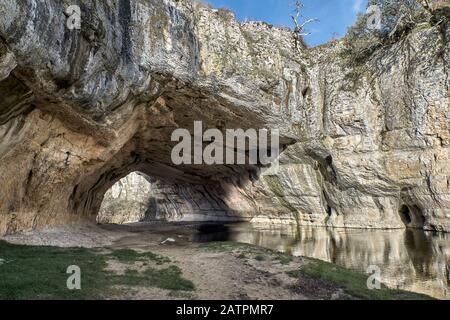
[0,0,448,234]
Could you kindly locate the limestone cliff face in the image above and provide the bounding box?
[255,26,450,232]
[268,26,450,232]
[0,0,448,235]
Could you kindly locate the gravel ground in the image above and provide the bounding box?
[1,223,133,248]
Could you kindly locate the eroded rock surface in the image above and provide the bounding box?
[0,0,448,234]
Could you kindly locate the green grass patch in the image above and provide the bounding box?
[119,266,195,291]
[0,241,193,300]
[200,241,264,254]
[287,258,434,300]
[237,253,247,259]
[202,241,293,264]
[254,254,266,261]
[273,255,293,265]
[109,249,171,265]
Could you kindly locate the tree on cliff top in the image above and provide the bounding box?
[290,0,318,50]
[342,0,448,64]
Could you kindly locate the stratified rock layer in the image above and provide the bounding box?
[0,0,448,234]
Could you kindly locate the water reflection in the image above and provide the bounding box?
[193,224,232,242]
[194,223,450,299]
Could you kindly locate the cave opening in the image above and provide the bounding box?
[399,205,412,226]
[94,165,259,227]
[97,171,156,225]
[399,204,426,229]
[326,205,332,217]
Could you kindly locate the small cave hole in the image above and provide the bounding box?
[322,191,332,217]
[26,169,33,184]
[326,205,332,217]
[399,205,412,225]
[301,87,310,99]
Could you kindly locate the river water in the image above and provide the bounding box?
[191,223,450,300]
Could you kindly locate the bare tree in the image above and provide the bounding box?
[290,0,318,50]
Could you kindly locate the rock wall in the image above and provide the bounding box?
[257,26,450,232]
[0,0,448,235]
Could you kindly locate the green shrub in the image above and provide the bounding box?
[341,0,442,65]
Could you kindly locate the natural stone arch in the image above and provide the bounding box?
[97,172,155,224]
[95,166,268,226]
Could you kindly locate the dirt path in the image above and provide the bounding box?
[2,223,132,248]
[2,223,310,299]
[109,229,308,300]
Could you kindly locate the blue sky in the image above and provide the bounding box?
[206,0,369,47]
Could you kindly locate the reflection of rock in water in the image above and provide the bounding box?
[404,230,434,277]
[230,224,449,299]
[447,264,450,285]
[191,224,232,243]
